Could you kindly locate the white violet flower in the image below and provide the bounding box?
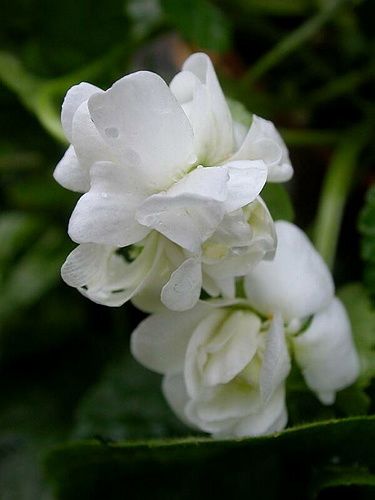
[244,220,360,404]
[131,301,290,438]
[55,53,291,311]
[131,221,360,438]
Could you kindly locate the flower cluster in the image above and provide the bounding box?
[55,53,360,438]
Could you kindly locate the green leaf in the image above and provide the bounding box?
[311,465,375,498]
[73,351,191,441]
[338,283,375,388]
[359,185,375,302]
[0,227,69,323]
[45,416,375,500]
[161,0,231,52]
[261,183,295,222]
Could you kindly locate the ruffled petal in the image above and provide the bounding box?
[130,302,211,375]
[201,311,261,386]
[170,53,234,164]
[244,221,334,321]
[68,161,149,246]
[88,71,196,191]
[230,115,293,183]
[161,257,202,311]
[136,167,228,252]
[224,160,267,212]
[231,385,287,437]
[61,232,163,307]
[162,374,196,429]
[53,145,90,193]
[72,101,112,171]
[260,313,291,404]
[61,82,102,142]
[292,298,360,404]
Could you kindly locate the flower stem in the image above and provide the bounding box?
[241,0,348,86]
[313,126,369,270]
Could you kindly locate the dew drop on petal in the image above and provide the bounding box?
[105,127,119,138]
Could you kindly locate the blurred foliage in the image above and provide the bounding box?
[359,185,375,302]
[0,0,374,498]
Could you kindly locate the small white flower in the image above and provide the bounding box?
[131,302,290,438]
[54,53,292,310]
[244,221,360,404]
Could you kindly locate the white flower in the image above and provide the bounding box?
[60,196,276,312]
[131,302,290,438]
[170,53,293,182]
[54,53,291,311]
[244,221,360,404]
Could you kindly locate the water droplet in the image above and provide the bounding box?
[105,127,119,138]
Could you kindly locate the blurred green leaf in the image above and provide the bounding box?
[359,185,375,302]
[73,351,190,441]
[311,465,375,498]
[45,416,375,500]
[161,0,231,52]
[0,212,42,263]
[0,227,68,323]
[338,283,375,388]
[261,183,295,222]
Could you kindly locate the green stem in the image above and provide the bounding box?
[241,0,349,86]
[313,126,369,269]
[307,64,375,107]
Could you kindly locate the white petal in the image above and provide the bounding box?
[292,298,360,404]
[88,71,196,191]
[61,82,102,142]
[260,313,291,404]
[72,101,112,172]
[193,383,261,422]
[130,302,211,375]
[224,160,267,212]
[53,145,90,193]
[61,232,162,307]
[244,221,334,321]
[185,399,238,435]
[68,161,149,246]
[170,53,234,164]
[230,115,293,183]
[137,167,228,252]
[161,257,202,311]
[162,374,197,429]
[202,311,261,386]
[231,385,287,437]
[184,309,229,398]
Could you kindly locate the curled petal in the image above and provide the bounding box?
[61,82,102,142]
[61,232,163,307]
[137,167,228,252]
[230,385,287,437]
[170,52,234,164]
[162,374,197,429]
[230,115,293,183]
[68,161,149,246]
[224,160,267,212]
[292,298,360,404]
[72,101,112,172]
[244,221,334,321]
[88,71,196,191]
[130,302,211,375]
[161,257,202,311]
[260,313,291,404]
[53,145,89,193]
